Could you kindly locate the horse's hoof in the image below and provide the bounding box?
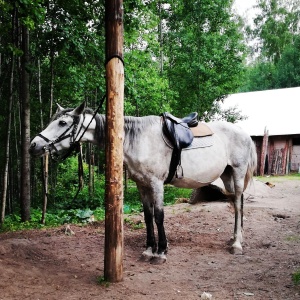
[139,254,153,262]
[150,253,167,265]
[230,244,243,255]
[139,247,154,262]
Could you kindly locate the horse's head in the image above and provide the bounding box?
[29,102,86,160]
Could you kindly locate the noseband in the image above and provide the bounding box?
[38,114,83,161]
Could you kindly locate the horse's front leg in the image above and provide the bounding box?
[141,201,156,260]
[152,204,168,264]
[137,185,156,260]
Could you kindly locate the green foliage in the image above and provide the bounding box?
[276,36,300,88]
[125,49,173,116]
[251,0,296,63]
[239,60,277,92]
[204,99,248,123]
[52,157,105,210]
[16,0,46,29]
[57,208,94,224]
[0,0,250,227]
[292,270,300,285]
[123,180,192,211]
[124,184,143,213]
[242,0,300,92]
[0,207,104,232]
[164,185,192,205]
[164,0,246,115]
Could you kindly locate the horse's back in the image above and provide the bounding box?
[208,121,254,155]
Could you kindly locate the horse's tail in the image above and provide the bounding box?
[244,140,257,191]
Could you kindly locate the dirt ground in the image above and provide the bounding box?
[1,178,300,300]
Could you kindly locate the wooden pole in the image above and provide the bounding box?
[260,127,269,176]
[104,0,124,283]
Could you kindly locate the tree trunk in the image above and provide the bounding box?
[0,9,15,224]
[38,58,43,128]
[104,0,124,283]
[20,24,31,222]
[49,16,55,118]
[49,54,54,118]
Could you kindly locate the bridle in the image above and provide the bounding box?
[37,95,106,161]
[37,114,84,161]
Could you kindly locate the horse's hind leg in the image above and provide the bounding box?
[221,165,245,254]
[231,170,246,255]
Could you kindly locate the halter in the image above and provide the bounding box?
[37,95,106,161]
[37,114,84,161]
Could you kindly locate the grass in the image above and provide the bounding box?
[124,217,144,230]
[96,276,110,287]
[292,271,300,285]
[286,235,300,243]
[256,173,300,183]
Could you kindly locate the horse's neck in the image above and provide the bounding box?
[80,113,105,146]
[123,115,161,162]
[91,114,161,153]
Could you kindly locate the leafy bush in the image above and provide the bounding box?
[0,208,105,232]
[51,157,105,210]
[2,157,192,232]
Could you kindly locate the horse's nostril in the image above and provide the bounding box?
[30,142,36,149]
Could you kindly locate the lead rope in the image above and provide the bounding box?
[75,94,106,144]
[71,143,84,202]
[72,94,106,202]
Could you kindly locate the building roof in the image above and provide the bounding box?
[222,87,300,136]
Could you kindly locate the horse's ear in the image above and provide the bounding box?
[56,103,64,112]
[72,101,86,116]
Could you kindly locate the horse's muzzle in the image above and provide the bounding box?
[28,140,46,157]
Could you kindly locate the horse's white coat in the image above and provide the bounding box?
[30,103,257,260]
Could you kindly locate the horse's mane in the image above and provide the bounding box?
[51,107,159,147]
[123,116,157,144]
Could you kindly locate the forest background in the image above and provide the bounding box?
[0,0,300,228]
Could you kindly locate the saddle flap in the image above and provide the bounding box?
[162,113,194,149]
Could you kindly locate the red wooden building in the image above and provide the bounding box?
[222,87,300,175]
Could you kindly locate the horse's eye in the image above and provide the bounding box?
[59,120,67,127]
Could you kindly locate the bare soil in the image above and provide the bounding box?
[1,178,300,300]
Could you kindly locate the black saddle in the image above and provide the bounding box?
[165,112,199,128]
[161,112,198,184]
[162,112,198,149]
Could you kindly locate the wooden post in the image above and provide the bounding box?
[260,127,269,176]
[41,153,49,224]
[104,0,124,282]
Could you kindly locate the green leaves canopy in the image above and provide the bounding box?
[164,0,246,115]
